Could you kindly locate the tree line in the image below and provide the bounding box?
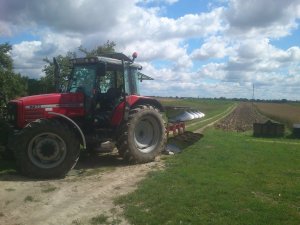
[0,41,116,103]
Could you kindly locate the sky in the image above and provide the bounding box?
[0,0,300,100]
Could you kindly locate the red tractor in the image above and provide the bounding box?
[1,53,166,178]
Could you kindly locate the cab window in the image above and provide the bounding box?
[69,65,97,97]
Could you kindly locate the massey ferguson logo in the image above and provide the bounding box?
[25,105,43,109]
[25,103,83,109]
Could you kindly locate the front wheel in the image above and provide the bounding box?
[117,105,166,163]
[13,119,80,178]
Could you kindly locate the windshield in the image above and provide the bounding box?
[68,63,140,97]
[124,67,140,95]
[68,65,97,97]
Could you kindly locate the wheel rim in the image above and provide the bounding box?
[28,132,67,169]
[134,115,161,153]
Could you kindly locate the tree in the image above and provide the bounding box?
[78,40,116,57]
[26,78,45,95]
[42,51,77,92]
[0,42,27,101]
[0,43,13,71]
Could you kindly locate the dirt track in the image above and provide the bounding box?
[0,153,164,225]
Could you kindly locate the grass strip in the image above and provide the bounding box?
[116,129,300,225]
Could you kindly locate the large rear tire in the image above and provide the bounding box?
[117,105,166,163]
[13,119,80,178]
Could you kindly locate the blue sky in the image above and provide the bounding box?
[1,0,300,100]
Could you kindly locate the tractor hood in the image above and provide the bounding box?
[9,93,85,128]
[16,93,84,106]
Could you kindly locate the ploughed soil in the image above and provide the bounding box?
[0,152,165,225]
[214,103,268,132]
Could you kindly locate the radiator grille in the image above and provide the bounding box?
[7,102,18,127]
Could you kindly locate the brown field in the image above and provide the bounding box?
[255,103,300,128]
[215,103,267,132]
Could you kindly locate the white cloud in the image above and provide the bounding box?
[136,0,179,4]
[191,36,230,60]
[233,39,300,73]
[11,32,81,78]
[0,0,135,34]
[225,0,300,38]
[199,62,226,80]
[0,21,13,36]
[193,36,300,98]
[156,8,225,40]
[138,61,205,97]
[12,41,44,78]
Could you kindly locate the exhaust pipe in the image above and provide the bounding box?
[53,57,61,93]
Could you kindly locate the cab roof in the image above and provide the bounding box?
[71,53,142,69]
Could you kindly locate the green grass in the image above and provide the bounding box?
[24,195,34,202]
[41,185,57,193]
[71,219,84,225]
[0,155,16,177]
[116,129,300,225]
[5,188,15,192]
[89,214,109,225]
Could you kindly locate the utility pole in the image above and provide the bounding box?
[251,83,255,107]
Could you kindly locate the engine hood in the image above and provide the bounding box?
[9,92,85,128]
[16,93,84,106]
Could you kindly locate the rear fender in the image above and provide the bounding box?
[47,112,86,149]
[131,98,164,112]
[110,96,164,126]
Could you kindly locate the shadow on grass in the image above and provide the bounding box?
[285,133,300,139]
[167,131,204,151]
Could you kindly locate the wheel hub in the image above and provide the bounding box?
[134,116,161,153]
[35,137,60,161]
[135,120,153,148]
[28,132,67,169]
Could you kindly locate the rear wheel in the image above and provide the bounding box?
[13,119,80,178]
[117,105,166,163]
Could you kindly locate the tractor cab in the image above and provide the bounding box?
[67,54,141,113]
